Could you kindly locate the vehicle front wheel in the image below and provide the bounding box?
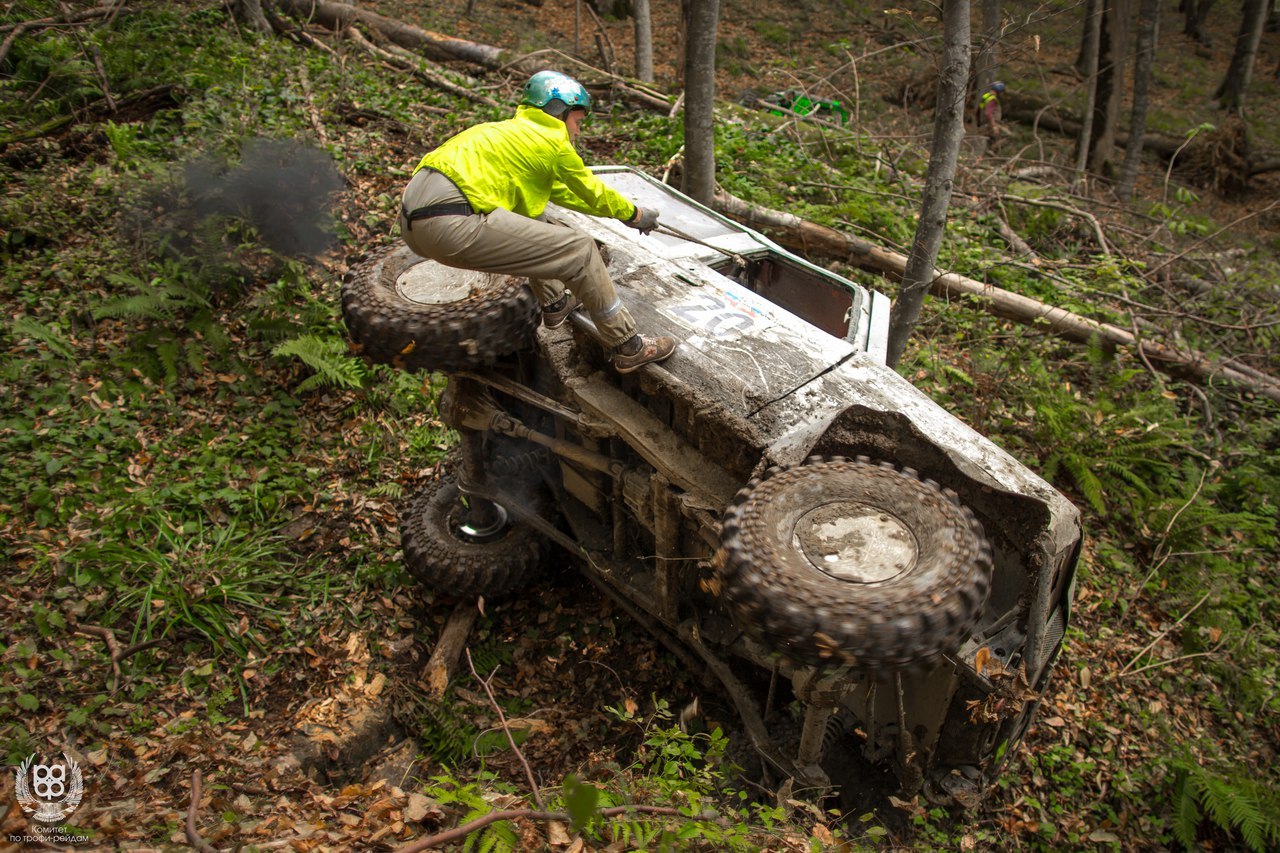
[400,462,544,599]
[717,456,992,671]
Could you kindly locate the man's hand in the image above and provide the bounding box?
[627,206,659,235]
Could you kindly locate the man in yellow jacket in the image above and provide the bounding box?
[399,71,677,373]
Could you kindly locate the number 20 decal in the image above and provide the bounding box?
[670,292,758,338]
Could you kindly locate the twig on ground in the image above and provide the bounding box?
[1145,200,1280,280]
[465,648,544,810]
[1123,464,1217,617]
[1120,638,1230,679]
[73,623,164,693]
[186,770,220,853]
[1116,590,1213,677]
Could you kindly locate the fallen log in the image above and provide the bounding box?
[711,188,1280,403]
[1001,96,1279,176]
[276,0,511,68]
[423,600,481,698]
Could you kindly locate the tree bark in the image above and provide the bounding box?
[634,0,654,82]
[232,0,273,34]
[1117,0,1160,200]
[710,189,1280,402]
[1087,0,1131,176]
[1074,0,1102,180]
[1213,0,1270,111]
[681,0,720,204]
[886,0,970,366]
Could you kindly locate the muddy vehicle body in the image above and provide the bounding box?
[343,167,1081,803]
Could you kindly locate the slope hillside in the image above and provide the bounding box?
[1,1,1278,850]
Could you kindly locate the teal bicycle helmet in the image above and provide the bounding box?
[521,70,593,117]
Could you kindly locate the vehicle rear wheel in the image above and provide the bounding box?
[342,244,540,373]
[717,456,992,671]
[401,461,544,599]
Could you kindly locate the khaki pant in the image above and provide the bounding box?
[399,169,636,347]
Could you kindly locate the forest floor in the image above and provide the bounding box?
[1,0,1278,851]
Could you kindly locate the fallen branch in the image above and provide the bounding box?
[709,187,1280,403]
[346,25,498,107]
[465,648,543,810]
[0,4,133,67]
[500,48,672,113]
[276,0,510,69]
[0,83,180,148]
[73,623,164,693]
[423,600,481,698]
[1116,590,1213,677]
[186,770,220,853]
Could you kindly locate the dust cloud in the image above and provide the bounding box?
[177,136,344,257]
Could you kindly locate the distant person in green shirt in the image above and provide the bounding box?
[399,70,677,374]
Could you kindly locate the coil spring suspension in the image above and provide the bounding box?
[489,447,553,479]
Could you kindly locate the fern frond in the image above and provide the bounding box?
[1172,771,1201,849]
[1166,755,1280,853]
[1061,454,1107,514]
[10,316,74,358]
[273,334,368,391]
[476,821,517,853]
[367,482,405,500]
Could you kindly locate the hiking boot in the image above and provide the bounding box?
[542,294,580,328]
[612,334,676,373]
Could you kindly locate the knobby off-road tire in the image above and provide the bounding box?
[342,243,540,373]
[401,464,544,599]
[718,456,993,671]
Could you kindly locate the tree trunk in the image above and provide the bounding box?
[681,0,720,204]
[1075,0,1102,180]
[634,0,654,82]
[1214,0,1270,111]
[974,0,1001,107]
[1087,0,1131,176]
[886,0,970,367]
[1183,0,1217,42]
[233,0,273,34]
[1117,0,1160,200]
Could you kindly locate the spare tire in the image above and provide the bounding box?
[342,244,540,373]
[717,456,992,671]
[401,459,544,599]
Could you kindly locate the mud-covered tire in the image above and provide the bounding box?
[400,465,544,599]
[717,456,993,671]
[342,243,540,373]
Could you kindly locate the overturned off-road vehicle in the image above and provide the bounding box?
[343,167,1081,805]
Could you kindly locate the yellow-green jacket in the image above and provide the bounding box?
[414,105,638,221]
